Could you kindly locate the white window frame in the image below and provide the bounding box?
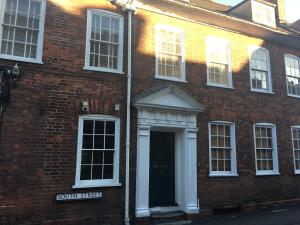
[0,0,46,64]
[291,126,300,174]
[253,123,279,176]
[84,9,124,74]
[206,36,233,89]
[284,54,300,99]
[155,24,186,82]
[73,115,121,189]
[208,121,238,177]
[249,46,273,93]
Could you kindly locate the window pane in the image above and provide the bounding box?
[103,165,113,179]
[93,151,103,164]
[105,136,115,149]
[95,121,104,134]
[104,151,114,165]
[82,135,93,149]
[81,150,92,164]
[83,120,94,134]
[106,121,115,134]
[94,135,104,149]
[80,165,92,180]
[92,165,102,179]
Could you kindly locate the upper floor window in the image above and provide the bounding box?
[249,46,272,93]
[292,126,300,174]
[206,36,232,88]
[253,123,279,175]
[209,121,237,176]
[252,0,276,27]
[155,25,185,82]
[85,9,124,73]
[285,54,300,98]
[74,115,120,188]
[0,0,46,63]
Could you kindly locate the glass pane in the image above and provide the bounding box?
[95,121,104,134]
[81,150,92,164]
[212,160,218,171]
[94,135,104,149]
[106,121,115,134]
[15,28,26,42]
[105,136,115,149]
[83,120,94,134]
[13,43,25,57]
[211,125,217,135]
[103,165,113,179]
[92,165,102,179]
[82,135,93,149]
[104,151,114,165]
[225,160,231,171]
[80,165,91,180]
[93,151,103,164]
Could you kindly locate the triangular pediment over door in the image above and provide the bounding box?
[134,85,205,113]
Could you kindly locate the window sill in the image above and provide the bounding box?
[251,89,274,94]
[0,54,43,64]
[206,83,234,90]
[209,173,239,177]
[255,172,280,176]
[288,94,300,99]
[83,66,125,74]
[72,183,122,189]
[155,75,187,83]
[294,171,300,175]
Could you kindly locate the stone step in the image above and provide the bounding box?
[150,211,188,225]
[152,220,192,225]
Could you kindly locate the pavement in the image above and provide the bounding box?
[191,204,300,225]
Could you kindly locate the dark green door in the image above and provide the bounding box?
[149,131,176,207]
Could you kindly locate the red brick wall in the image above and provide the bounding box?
[130,5,300,214]
[1,0,300,225]
[0,1,128,224]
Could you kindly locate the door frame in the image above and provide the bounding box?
[135,109,199,218]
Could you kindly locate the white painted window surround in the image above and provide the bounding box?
[285,54,300,98]
[251,0,276,28]
[73,115,121,189]
[206,36,233,89]
[291,126,300,174]
[84,9,124,74]
[208,121,237,177]
[253,123,279,176]
[155,24,186,82]
[249,46,273,93]
[0,0,46,64]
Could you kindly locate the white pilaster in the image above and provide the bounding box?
[135,125,151,217]
[185,129,199,214]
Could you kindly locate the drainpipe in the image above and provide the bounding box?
[110,1,135,225]
[125,8,133,225]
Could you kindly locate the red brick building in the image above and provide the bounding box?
[1,0,300,224]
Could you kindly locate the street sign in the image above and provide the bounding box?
[56,192,102,201]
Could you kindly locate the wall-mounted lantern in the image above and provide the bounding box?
[0,64,22,136]
[11,64,20,80]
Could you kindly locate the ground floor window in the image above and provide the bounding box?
[292,126,300,174]
[74,115,120,188]
[254,123,279,175]
[209,121,237,176]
